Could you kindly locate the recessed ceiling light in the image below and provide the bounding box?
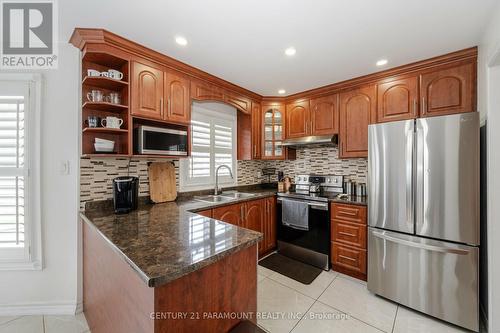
[175,36,188,46]
[278,89,286,95]
[284,47,296,56]
[376,59,388,66]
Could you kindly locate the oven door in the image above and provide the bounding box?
[136,126,188,155]
[276,197,330,269]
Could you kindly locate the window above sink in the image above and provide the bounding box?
[179,102,238,192]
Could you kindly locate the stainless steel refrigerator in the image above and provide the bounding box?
[367,112,479,332]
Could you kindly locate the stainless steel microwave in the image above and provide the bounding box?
[134,125,188,156]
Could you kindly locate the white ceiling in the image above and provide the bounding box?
[60,0,498,96]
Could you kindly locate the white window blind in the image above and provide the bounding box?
[0,77,40,267]
[181,103,237,190]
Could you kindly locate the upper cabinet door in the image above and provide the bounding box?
[131,61,164,120]
[377,77,418,123]
[261,103,285,159]
[420,62,475,117]
[339,85,376,158]
[310,94,339,135]
[286,99,310,138]
[164,70,190,124]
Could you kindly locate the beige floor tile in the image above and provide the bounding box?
[268,270,338,299]
[292,301,383,333]
[393,306,469,333]
[258,274,267,283]
[0,316,20,326]
[44,313,89,333]
[257,278,315,333]
[318,276,397,332]
[0,316,43,333]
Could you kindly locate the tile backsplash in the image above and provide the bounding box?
[267,145,367,183]
[80,145,366,207]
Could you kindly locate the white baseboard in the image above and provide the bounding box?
[0,301,78,316]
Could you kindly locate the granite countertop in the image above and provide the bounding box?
[80,190,276,288]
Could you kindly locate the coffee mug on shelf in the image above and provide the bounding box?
[86,89,104,102]
[101,116,123,129]
[85,115,101,128]
[107,69,124,80]
[106,92,121,105]
[87,69,101,77]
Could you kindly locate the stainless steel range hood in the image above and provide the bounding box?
[282,134,338,147]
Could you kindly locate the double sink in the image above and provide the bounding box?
[194,191,256,203]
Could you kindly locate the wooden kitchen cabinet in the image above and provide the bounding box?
[376,76,419,123]
[164,70,190,124]
[244,199,265,233]
[260,197,276,256]
[261,102,285,159]
[251,102,261,159]
[213,203,244,227]
[285,99,310,138]
[190,79,224,101]
[310,94,339,135]
[331,202,367,281]
[131,61,164,120]
[196,209,213,218]
[339,85,376,158]
[132,62,191,124]
[210,197,276,257]
[224,93,252,114]
[420,62,475,117]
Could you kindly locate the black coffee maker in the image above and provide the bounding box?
[113,176,139,214]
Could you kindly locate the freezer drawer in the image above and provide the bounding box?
[367,228,479,332]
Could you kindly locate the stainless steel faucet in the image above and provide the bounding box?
[214,165,233,195]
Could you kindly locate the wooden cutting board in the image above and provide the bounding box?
[148,162,177,203]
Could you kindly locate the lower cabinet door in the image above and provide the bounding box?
[212,203,243,226]
[331,242,366,274]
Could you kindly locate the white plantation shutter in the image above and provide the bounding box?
[0,81,30,261]
[0,75,40,268]
[181,103,237,190]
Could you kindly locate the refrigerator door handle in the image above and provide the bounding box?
[415,120,425,232]
[405,124,414,231]
[371,230,470,255]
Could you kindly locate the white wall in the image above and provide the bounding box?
[0,44,80,314]
[478,2,500,332]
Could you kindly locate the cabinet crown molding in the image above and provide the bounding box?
[70,28,262,101]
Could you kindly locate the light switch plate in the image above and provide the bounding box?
[60,160,70,175]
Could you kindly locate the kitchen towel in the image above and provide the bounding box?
[282,199,309,230]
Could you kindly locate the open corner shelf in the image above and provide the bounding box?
[82,127,128,134]
[81,153,131,158]
[82,101,128,112]
[82,76,129,90]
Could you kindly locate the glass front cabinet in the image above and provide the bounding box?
[261,102,285,159]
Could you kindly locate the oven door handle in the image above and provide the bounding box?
[277,197,328,211]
